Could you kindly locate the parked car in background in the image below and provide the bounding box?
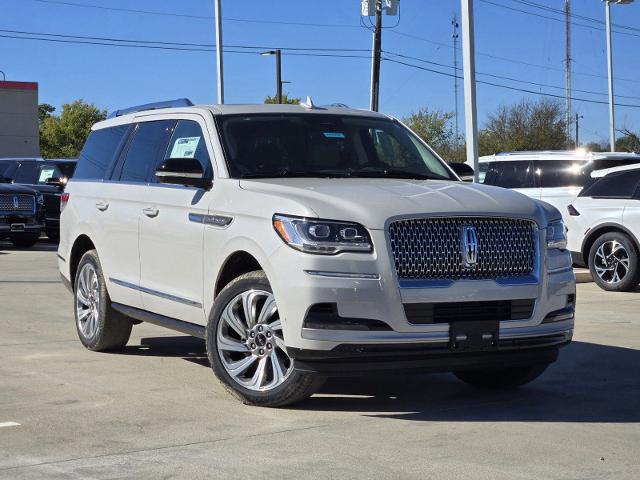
[59,100,574,407]
[479,151,640,224]
[0,158,77,241]
[567,164,640,292]
[0,182,45,248]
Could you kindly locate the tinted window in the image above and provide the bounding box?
[37,165,62,184]
[54,161,77,179]
[481,161,535,188]
[579,170,640,199]
[119,120,174,183]
[161,120,211,177]
[218,114,454,180]
[535,160,590,188]
[14,163,38,184]
[75,125,130,180]
[593,159,640,171]
[0,160,15,182]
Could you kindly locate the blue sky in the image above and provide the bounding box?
[2,0,639,143]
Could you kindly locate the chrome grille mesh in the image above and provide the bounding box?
[0,194,34,212]
[388,217,537,280]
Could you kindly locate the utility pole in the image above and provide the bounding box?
[452,13,460,139]
[575,113,581,148]
[370,0,383,111]
[214,0,224,104]
[565,0,572,149]
[275,49,282,104]
[461,0,479,182]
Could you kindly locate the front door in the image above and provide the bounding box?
[138,117,214,324]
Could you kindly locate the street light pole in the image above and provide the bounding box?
[370,0,382,112]
[605,0,615,151]
[461,0,479,182]
[275,49,282,104]
[214,0,224,104]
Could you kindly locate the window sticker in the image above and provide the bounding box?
[322,132,345,139]
[169,136,201,159]
[38,167,56,183]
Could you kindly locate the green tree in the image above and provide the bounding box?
[40,100,106,158]
[264,94,300,105]
[479,99,566,155]
[38,103,55,125]
[402,108,465,162]
[616,129,640,152]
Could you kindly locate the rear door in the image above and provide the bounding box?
[138,116,213,324]
[535,160,590,218]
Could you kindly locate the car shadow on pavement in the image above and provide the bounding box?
[124,337,639,422]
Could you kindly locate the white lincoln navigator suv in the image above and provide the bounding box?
[58,99,575,407]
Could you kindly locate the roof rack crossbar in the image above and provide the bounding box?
[107,98,193,118]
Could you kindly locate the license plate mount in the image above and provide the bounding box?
[450,320,499,352]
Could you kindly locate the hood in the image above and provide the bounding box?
[0,183,38,195]
[239,178,556,229]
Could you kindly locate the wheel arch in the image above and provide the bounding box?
[214,250,264,298]
[581,223,640,267]
[69,234,97,289]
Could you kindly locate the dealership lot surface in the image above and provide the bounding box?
[0,243,638,480]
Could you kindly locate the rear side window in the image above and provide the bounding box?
[118,120,175,183]
[75,125,131,180]
[37,165,62,184]
[13,163,38,184]
[481,161,535,188]
[161,120,211,176]
[579,170,640,199]
[534,160,589,188]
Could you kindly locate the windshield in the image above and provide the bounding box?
[217,114,456,180]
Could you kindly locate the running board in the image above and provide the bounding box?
[111,303,206,339]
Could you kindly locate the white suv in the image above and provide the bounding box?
[479,151,640,224]
[58,100,575,406]
[567,164,640,291]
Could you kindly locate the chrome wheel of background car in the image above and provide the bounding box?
[217,290,293,391]
[75,263,100,339]
[594,240,630,284]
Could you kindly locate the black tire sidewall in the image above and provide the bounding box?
[206,271,321,406]
[588,232,640,292]
[10,234,39,248]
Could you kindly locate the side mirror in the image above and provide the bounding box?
[155,158,212,188]
[448,162,475,182]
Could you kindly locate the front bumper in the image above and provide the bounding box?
[268,229,575,361]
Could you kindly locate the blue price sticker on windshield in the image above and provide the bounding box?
[323,132,345,139]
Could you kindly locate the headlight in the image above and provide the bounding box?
[546,219,567,250]
[273,214,373,255]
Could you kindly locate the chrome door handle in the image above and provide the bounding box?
[95,201,109,211]
[143,207,159,218]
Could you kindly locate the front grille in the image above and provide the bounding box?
[0,194,35,213]
[389,217,537,280]
[404,299,535,324]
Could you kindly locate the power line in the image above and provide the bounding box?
[382,56,640,109]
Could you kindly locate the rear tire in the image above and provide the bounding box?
[10,233,39,248]
[207,270,324,407]
[454,364,549,389]
[74,250,132,351]
[588,232,640,292]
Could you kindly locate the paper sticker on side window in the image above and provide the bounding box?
[170,137,200,159]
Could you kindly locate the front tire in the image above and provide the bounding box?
[588,232,640,292]
[10,233,39,248]
[207,270,324,407]
[74,250,132,351]
[454,364,549,389]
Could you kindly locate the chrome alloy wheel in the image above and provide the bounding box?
[216,290,293,391]
[594,240,630,284]
[75,263,100,339]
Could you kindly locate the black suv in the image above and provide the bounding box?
[0,182,45,247]
[0,158,77,241]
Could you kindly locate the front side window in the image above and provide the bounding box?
[118,120,175,183]
[0,160,16,182]
[579,170,640,199]
[217,114,455,180]
[75,125,131,180]
[160,120,212,178]
[481,161,535,188]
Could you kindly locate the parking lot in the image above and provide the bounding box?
[0,241,638,479]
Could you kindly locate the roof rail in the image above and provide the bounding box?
[107,98,193,118]
[495,150,576,156]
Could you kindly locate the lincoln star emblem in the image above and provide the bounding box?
[13,196,19,209]
[460,225,479,268]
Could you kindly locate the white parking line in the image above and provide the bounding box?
[0,422,20,428]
